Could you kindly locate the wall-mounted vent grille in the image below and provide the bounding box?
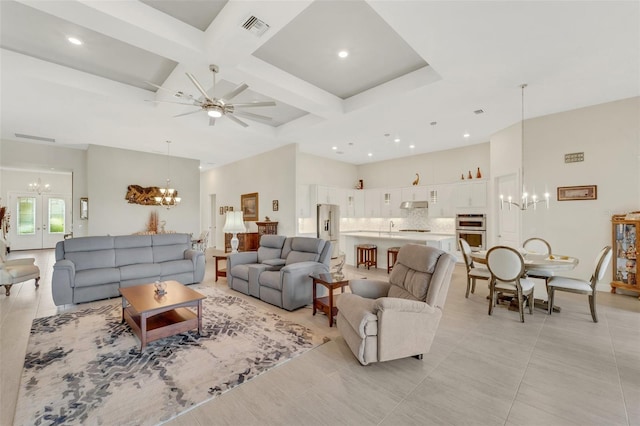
[15,133,55,143]
[242,16,270,37]
[564,152,584,163]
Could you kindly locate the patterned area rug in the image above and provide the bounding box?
[14,285,327,425]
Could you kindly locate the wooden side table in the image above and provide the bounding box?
[310,272,353,327]
[210,250,229,282]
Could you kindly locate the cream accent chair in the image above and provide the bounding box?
[336,244,456,365]
[523,237,554,284]
[0,239,40,296]
[486,246,534,323]
[547,246,612,322]
[459,238,490,298]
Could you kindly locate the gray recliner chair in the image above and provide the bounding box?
[336,244,455,365]
[227,234,287,297]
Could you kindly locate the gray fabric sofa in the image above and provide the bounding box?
[227,236,332,311]
[52,233,205,305]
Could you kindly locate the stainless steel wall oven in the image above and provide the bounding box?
[456,214,486,251]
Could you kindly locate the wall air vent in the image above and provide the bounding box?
[242,15,270,37]
[564,152,584,163]
[14,133,55,143]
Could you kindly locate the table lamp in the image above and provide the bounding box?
[223,211,246,253]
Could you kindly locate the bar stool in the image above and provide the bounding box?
[387,247,401,274]
[356,244,377,269]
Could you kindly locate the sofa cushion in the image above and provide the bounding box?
[120,263,161,281]
[257,235,286,263]
[63,236,115,253]
[160,259,194,276]
[74,268,120,288]
[230,264,254,281]
[66,250,116,272]
[258,270,282,291]
[116,247,154,267]
[285,238,325,265]
[115,235,152,249]
[152,234,189,263]
[387,244,441,302]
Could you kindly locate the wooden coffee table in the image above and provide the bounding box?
[119,280,206,350]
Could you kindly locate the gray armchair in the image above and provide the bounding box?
[336,244,455,365]
[1,238,40,296]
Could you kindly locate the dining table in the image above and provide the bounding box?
[471,249,579,312]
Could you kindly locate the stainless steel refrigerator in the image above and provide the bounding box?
[317,204,340,258]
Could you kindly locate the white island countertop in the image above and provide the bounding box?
[341,231,455,242]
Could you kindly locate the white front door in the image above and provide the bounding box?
[496,174,520,248]
[7,192,72,250]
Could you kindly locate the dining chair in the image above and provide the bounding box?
[522,237,554,284]
[547,246,612,322]
[486,246,535,322]
[459,238,490,298]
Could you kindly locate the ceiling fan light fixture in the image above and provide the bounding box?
[207,106,223,118]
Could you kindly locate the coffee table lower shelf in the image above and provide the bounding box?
[123,306,200,349]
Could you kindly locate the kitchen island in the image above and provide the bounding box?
[341,231,456,271]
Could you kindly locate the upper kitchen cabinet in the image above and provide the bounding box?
[344,189,365,218]
[381,187,402,217]
[401,185,429,202]
[455,181,487,208]
[428,184,455,217]
[364,188,382,217]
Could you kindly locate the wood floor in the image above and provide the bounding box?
[1,248,638,426]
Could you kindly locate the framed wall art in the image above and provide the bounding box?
[241,192,259,221]
[557,185,597,201]
[272,200,279,211]
[80,198,89,220]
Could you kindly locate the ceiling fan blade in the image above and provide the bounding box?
[234,111,273,122]
[173,109,203,118]
[220,83,248,102]
[186,72,213,102]
[145,99,199,106]
[209,117,216,126]
[226,114,249,128]
[232,101,276,108]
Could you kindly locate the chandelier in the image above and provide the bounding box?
[500,84,549,211]
[28,178,51,195]
[154,141,181,209]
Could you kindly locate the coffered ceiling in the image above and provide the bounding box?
[1,1,638,170]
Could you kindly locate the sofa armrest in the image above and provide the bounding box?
[349,279,390,300]
[336,293,378,338]
[374,297,436,315]
[228,252,259,269]
[184,249,205,283]
[280,261,330,310]
[52,260,75,305]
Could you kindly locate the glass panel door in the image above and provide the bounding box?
[7,192,71,250]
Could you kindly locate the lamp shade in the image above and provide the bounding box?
[223,211,246,234]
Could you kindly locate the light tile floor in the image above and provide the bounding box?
[1,248,638,425]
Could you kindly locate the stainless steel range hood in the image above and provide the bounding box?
[400,201,429,209]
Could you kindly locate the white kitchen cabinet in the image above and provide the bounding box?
[316,185,341,205]
[297,184,311,218]
[401,185,428,202]
[428,183,455,217]
[381,187,402,217]
[364,188,381,217]
[455,181,487,208]
[353,190,365,217]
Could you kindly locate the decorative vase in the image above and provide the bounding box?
[468,170,472,179]
[476,167,482,178]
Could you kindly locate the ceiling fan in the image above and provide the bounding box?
[146,64,276,127]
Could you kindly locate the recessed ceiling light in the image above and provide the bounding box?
[463,133,470,138]
[348,142,354,146]
[338,50,349,58]
[67,37,83,45]
[409,145,415,149]
[394,138,400,143]
[367,153,373,157]
[332,146,337,150]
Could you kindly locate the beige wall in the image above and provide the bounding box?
[87,145,200,237]
[490,96,640,289]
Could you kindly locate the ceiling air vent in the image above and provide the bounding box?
[242,16,270,37]
[15,133,55,143]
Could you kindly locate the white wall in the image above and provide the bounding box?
[87,145,200,236]
[296,152,358,187]
[201,144,297,250]
[357,143,490,188]
[491,96,640,289]
[0,139,88,236]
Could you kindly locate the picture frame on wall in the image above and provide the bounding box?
[272,200,279,211]
[557,185,597,201]
[219,206,224,215]
[241,192,259,221]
